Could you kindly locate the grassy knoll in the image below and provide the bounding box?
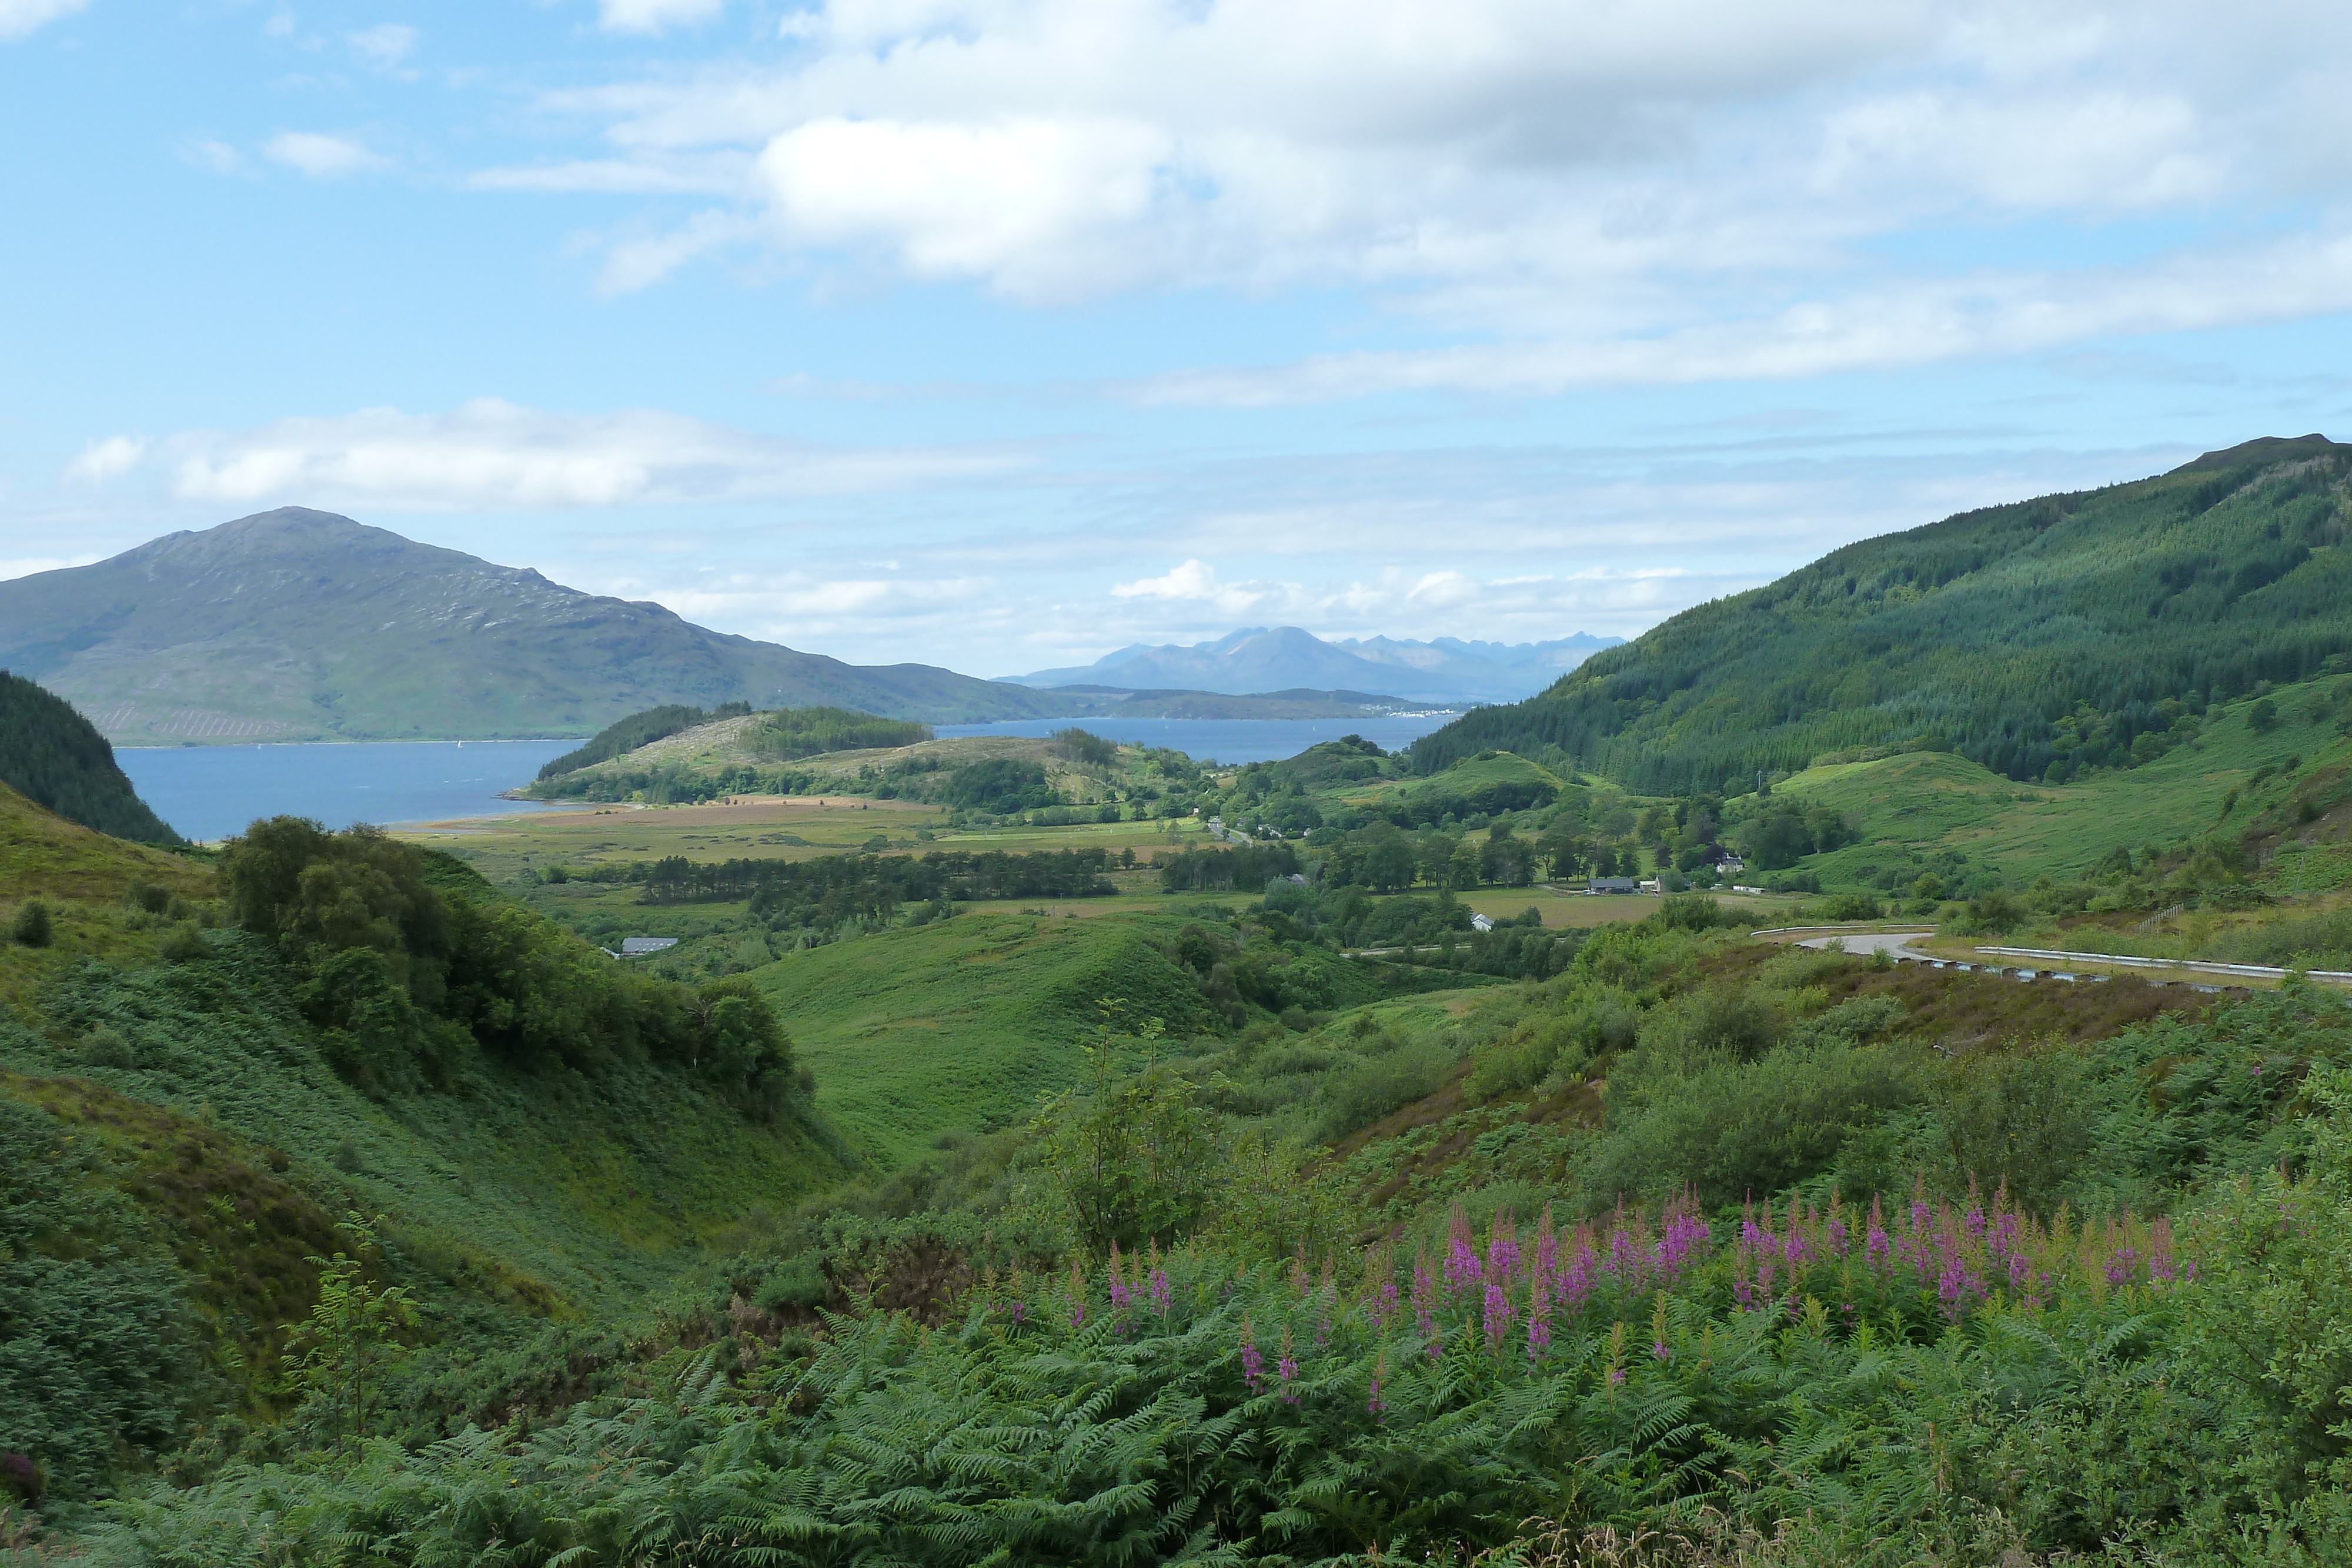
[401,796,1213,885]
[748,910,1220,1165]
[1773,674,2352,882]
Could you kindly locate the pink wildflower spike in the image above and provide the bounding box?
[1866,1193,1890,1271]
[1444,1205,1482,1297]
[1240,1315,1265,1392]
[1150,1268,1172,1316]
[2149,1216,2177,1284]
[1411,1249,1441,1358]
[1482,1280,1514,1346]
[1526,1268,1552,1361]
[1486,1209,1522,1287]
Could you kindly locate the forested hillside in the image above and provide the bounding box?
[1416,434,2352,792]
[0,672,180,844]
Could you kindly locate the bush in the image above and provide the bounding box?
[9,898,51,947]
[1583,1039,1923,1210]
[1318,1037,1453,1138]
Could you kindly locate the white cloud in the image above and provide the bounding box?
[158,397,1025,510]
[263,132,392,178]
[600,0,724,35]
[0,0,85,41]
[182,139,247,176]
[348,23,418,69]
[64,435,148,484]
[467,0,2352,392]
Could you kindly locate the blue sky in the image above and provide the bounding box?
[4,0,2351,678]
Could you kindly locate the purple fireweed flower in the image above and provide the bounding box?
[1279,1329,1299,1403]
[1487,1232,1522,1287]
[1445,1236,1482,1296]
[1240,1316,1265,1393]
[1559,1238,1595,1318]
[1609,1365,1626,1386]
[2106,1248,2139,1288]
[1150,1269,1172,1315]
[1653,1340,1671,1362]
[1482,1281,1514,1346]
[2149,1218,2177,1283]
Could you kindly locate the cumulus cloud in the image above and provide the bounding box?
[149,397,1024,511]
[64,435,148,484]
[263,132,392,178]
[464,0,2352,393]
[0,0,85,41]
[347,23,418,69]
[600,0,724,35]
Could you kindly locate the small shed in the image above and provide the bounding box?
[1469,912,1494,932]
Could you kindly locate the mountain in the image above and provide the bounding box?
[0,508,1072,743]
[0,671,181,843]
[1411,434,2352,791]
[1003,626,1621,703]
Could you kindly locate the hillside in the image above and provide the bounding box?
[0,508,1073,743]
[1414,434,2352,791]
[1007,625,1619,703]
[0,672,181,843]
[0,790,850,1506]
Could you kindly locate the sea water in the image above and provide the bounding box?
[115,716,1461,842]
[115,740,587,843]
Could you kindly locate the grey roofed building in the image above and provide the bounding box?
[1469,912,1494,932]
[1588,877,1638,894]
[619,937,679,956]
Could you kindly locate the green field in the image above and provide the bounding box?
[747,910,1215,1164]
[1775,673,2352,882]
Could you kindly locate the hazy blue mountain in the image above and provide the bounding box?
[0,509,1074,743]
[1003,626,1622,704]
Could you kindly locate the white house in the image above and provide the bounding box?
[1470,912,1494,932]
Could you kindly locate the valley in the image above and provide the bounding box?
[11,439,2352,1563]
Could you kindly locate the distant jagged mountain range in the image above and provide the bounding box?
[1003,626,1623,704]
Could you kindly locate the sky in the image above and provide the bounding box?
[4,1,2351,680]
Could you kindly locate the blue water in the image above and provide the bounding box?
[935,714,1456,764]
[115,717,1462,842]
[115,740,586,843]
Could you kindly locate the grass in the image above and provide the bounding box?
[399,798,1218,887]
[1774,676,2352,882]
[749,910,1220,1167]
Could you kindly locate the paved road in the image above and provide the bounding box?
[1795,930,1937,959]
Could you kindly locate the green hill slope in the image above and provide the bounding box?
[0,672,181,843]
[1416,434,2352,792]
[0,791,851,1502]
[0,508,1071,743]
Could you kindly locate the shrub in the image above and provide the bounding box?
[1319,1037,1454,1138]
[9,898,51,947]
